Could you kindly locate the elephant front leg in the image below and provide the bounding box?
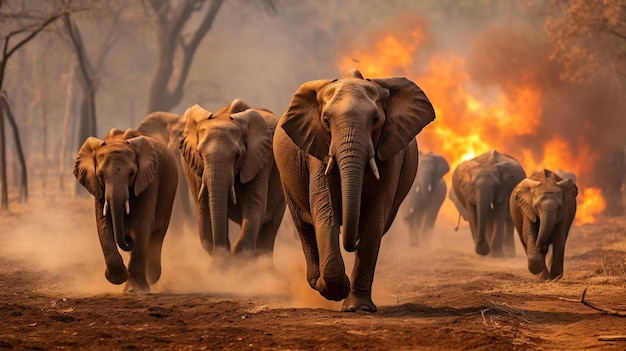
[314,223,350,301]
[124,224,151,294]
[285,195,321,289]
[548,230,566,280]
[342,230,382,312]
[503,218,516,257]
[488,210,504,257]
[95,201,128,285]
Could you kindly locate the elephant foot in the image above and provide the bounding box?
[341,293,377,312]
[146,264,161,285]
[315,274,350,301]
[474,242,490,256]
[105,265,129,285]
[123,278,150,294]
[528,257,547,275]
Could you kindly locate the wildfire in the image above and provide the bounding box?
[336,22,605,225]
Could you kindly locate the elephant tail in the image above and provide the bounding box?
[453,212,461,231]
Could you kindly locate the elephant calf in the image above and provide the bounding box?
[510,169,578,280]
[74,128,178,293]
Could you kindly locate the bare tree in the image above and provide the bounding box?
[145,0,225,113]
[0,1,83,209]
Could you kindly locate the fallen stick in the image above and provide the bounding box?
[598,335,626,342]
[560,288,626,317]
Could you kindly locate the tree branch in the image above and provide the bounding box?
[561,288,626,317]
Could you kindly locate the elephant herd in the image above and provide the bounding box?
[404,149,579,282]
[73,69,578,312]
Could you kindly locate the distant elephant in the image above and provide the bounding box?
[74,128,177,293]
[510,169,578,280]
[554,169,577,184]
[137,111,194,235]
[403,150,449,246]
[273,69,435,312]
[451,150,526,257]
[179,99,286,260]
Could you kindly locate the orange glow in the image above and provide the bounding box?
[336,25,604,225]
[576,187,606,225]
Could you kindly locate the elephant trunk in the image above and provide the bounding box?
[336,137,367,253]
[106,185,133,252]
[537,207,558,254]
[523,220,544,275]
[475,186,493,256]
[204,164,232,256]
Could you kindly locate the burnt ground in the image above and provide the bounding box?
[0,187,625,350]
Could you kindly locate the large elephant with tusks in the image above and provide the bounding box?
[273,69,435,312]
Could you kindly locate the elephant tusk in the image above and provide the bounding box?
[415,186,420,193]
[428,184,432,192]
[230,185,237,205]
[490,202,494,210]
[198,183,206,202]
[369,157,380,180]
[324,156,335,176]
[125,200,130,215]
[103,200,108,217]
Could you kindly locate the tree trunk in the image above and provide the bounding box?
[0,101,7,210]
[2,95,27,202]
[146,0,225,113]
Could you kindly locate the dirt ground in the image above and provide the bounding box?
[0,186,625,350]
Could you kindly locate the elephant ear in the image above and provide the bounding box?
[232,109,273,184]
[495,161,523,203]
[369,77,436,161]
[449,187,468,221]
[180,104,211,176]
[557,178,578,225]
[280,79,333,162]
[513,179,540,222]
[128,136,158,196]
[433,154,450,179]
[74,137,104,199]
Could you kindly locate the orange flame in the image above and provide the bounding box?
[336,25,604,225]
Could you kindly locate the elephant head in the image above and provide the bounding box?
[280,69,435,252]
[415,151,449,195]
[511,169,578,275]
[179,99,274,255]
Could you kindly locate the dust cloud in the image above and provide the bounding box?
[0,179,483,311]
[0,183,334,309]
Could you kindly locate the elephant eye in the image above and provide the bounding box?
[373,113,380,125]
[322,114,330,128]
